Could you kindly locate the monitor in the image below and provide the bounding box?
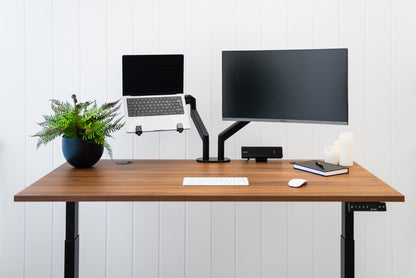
[222,49,348,125]
[122,54,184,96]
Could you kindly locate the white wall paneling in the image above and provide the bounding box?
[210,0,237,159]
[159,0,187,159]
[287,1,315,277]
[0,0,27,276]
[392,0,416,277]
[133,202,159,278]
[24,1,54,277]
[186,202,210,278]
[236,203,262,278]
[313,1,342,277]
[107,1,135,277]
[262,202,288,278]
[132,0,160,159]
[51,0,80,274]
[185,0,212,160]
[107,202,133,278]
[365,1,394,277]
[159,202,185,278]
[211,202,236,278]
[79,0,107,277]
[1,0,415,277]
[340,1,369,277]
[234,0,263,159]
[261,0,289,156]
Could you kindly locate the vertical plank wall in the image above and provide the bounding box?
[0,0,415,277]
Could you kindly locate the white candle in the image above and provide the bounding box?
[334,140,340,150]
[339,132,353,166]
[324,145,339,165]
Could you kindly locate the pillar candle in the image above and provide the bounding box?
[334,140,340,150]
[339,132,353,166]
[324,145,339,165]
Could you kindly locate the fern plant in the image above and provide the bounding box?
[34,94,124,158]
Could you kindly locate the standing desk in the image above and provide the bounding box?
[14,159,405,278]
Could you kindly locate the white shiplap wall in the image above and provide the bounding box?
[0,0,415,277]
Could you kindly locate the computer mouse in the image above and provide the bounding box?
[288,178,307,188]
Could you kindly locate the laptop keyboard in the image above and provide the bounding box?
[126,96,185,117]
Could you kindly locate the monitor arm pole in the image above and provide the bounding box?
[185,95,210,162]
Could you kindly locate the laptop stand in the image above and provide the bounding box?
[135,124,184,135]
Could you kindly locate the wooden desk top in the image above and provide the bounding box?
[14,159,404,202]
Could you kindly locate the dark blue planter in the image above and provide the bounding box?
[62,137,104,168]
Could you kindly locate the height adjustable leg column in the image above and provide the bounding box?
[65,202,79,278]
[341,202,354,278]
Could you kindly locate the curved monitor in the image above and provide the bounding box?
[222,49,348,125]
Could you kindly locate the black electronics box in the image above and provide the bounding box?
[241,146,283,162]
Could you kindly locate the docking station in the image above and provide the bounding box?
[241,146,283,162]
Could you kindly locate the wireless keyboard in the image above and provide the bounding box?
[182,177,249,186]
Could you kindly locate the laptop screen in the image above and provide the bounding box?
[122,54,184,96]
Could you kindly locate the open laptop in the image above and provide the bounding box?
[122,54,191,134]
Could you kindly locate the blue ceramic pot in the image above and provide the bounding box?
[62,137,104,168]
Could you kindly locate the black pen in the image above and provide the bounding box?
[315,161,325,170]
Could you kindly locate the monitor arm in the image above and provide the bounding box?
[217,121,250,162]
[185,95,210,162]
[184,95,251,163]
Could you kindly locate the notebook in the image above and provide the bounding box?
[293,160,349,176]
[122,54,191,133]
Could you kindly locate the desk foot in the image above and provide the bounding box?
[65,202,79,278]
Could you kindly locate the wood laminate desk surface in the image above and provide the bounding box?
[14,159,404,203]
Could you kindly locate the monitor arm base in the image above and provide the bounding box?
[196,157,231,163]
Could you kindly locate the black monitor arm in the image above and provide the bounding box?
[217,121,250,162]
[185,95,250,163]
[185,95,210,162]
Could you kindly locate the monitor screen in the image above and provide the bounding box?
[122,54,184,96]
[222,49,348,125]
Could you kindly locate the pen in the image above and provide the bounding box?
[315,161,325,170]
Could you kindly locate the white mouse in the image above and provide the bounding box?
[288,178,307,188]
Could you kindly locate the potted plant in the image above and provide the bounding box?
[33,94,124,168]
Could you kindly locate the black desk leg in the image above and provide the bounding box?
[341,202,354,278]
[65,202,79,278]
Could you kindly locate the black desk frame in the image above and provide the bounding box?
[64,201,386,278]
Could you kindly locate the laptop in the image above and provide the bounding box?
[122,54,191,134]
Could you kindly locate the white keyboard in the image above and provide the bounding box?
[183,177,249,186]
